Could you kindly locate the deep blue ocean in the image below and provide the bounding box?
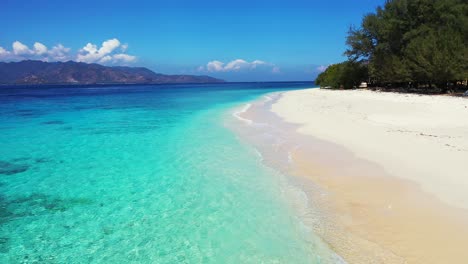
[0,82,337,263]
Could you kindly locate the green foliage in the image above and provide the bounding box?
[315,61,368,89]
[404,28,466,82]
[344,0,468,88]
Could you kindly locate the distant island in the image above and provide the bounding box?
[0,60,224,85]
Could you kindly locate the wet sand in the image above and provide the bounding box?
[234,89,468,263]
[291,147,468,263]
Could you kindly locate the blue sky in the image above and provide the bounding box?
[0,0,384,81]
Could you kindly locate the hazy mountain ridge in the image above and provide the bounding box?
[0,60,224,85]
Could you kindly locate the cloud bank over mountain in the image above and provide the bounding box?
[0,38,136,65]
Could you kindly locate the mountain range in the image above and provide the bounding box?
[0,60,224,85]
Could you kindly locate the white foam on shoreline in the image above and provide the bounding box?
[263,95,273,102]
[253,148,264,161]
[228,92,348,263]
[232,103,253,124]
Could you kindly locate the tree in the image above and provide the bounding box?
[315,61,368,89]
[345,0,467,91]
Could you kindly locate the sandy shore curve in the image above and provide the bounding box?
[265,88,468,263]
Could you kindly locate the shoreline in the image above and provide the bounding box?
[272,88,468,210]
[233,88,468,263]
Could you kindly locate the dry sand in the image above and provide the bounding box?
[270,88,468,263]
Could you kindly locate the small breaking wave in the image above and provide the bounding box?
[233,103,253,124]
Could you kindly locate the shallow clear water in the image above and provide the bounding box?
[0,83,335,263]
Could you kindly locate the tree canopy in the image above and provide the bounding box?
[317,0,467,92]
[315,61,368,89]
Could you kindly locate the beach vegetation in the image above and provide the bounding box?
[315,61,368,89]
[317,0,468,93]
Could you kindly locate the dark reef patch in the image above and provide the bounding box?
[0,193,93,224]
[11,157,30,162]
[0,161,29,175]
[13,109,46,118]
[34,158,52,164]
[0,196,15,224]
[0,237,10,253]
[10,194,91,213]
[0,193,92,254]
[12,157,52,164]
[41,120,65,125]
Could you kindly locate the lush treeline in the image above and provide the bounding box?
[315,61,368,89]
[316,0,467,93]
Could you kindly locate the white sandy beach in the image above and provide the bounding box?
[269,88,468,263]
[272,88,468,209]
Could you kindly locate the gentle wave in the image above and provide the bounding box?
[228,92,348,264]
[232,103,253,124]
[253,148,264,161]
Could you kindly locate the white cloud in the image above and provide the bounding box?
[48,44,71,61]
[82,43,98,54]
[272,66,281,74]
[120,43,128,52]
[0,39,136,65]
[251,60,267,68]
[100,38,120,55]
[1,41,70,61]
[206,60,225,72]
[0,47,10,55]
[224,59,249,71]
[99,55,113,63]
[201,59,275,72]
[0,46,12,60]
[113,53,136,63]
[77,38,136,64]
[33,42,48,55]
[12,41,32,55]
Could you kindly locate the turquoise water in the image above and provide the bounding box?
[0,83,335,263]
